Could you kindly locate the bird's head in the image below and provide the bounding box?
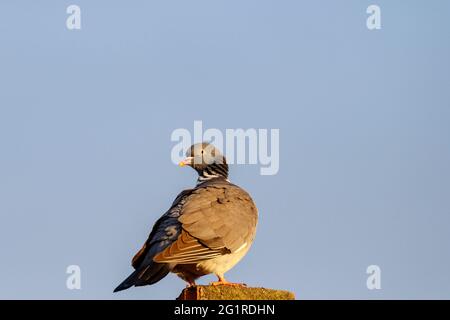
[179,143,229,182]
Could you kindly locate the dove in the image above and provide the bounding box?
[114,143,258,292]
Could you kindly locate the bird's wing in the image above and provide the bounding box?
[153,229,225,263]
[131,189,192,269]
[153,183,258,264]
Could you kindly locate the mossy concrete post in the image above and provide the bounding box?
[177,285,295,300]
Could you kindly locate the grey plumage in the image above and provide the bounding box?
[114,143,258,292]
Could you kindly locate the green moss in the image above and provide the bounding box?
[178,285,295,300]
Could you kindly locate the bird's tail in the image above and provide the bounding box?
[113,263,172,293]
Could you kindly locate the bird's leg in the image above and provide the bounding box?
[185,280,196,288]
[209,274,247,287]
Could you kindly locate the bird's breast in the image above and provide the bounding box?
[195,244,251,275]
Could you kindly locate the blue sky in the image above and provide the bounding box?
[0,1,449,299]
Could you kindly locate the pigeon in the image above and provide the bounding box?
[114,143,258,292]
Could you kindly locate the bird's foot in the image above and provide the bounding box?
[209,277,247,287]
[185,281,196,288]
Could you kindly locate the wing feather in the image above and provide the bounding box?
[153,230,223,263]
[153,182,257,265]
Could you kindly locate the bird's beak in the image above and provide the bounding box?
[179,157,194,167]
